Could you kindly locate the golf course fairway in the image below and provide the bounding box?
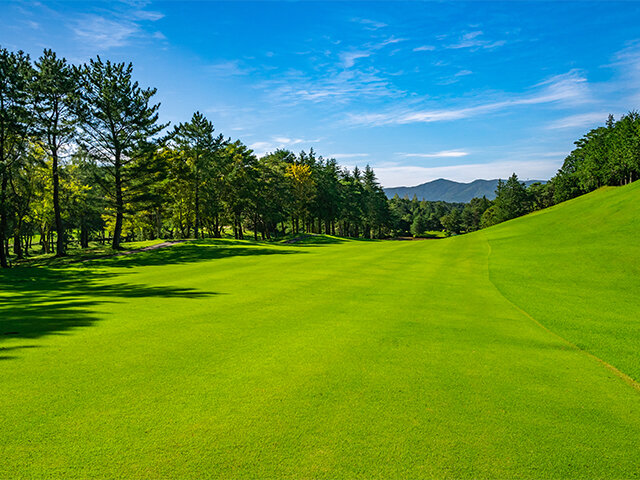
[1,182,639,478]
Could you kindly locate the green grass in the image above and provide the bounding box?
[11,238,169,267]
[1,183,639,478]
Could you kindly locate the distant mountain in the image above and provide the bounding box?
[384,178,545,203]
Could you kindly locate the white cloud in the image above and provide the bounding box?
[328,153,370,159]
[547,112,609,129]
[273,137,310,145]
[132,10,164,21]
[249,141,272,151]
[373,159,561,187]
[446,30,506,50]
[206,60,251,76]
[352,18,387,30]
[339,36,406,68]
[70,7,165,50]
[455,70,473,77]
[606,40,640,105]
[72,15,139,49]
[397,150,469,158]
[348,70,590,126]
[249,137,320,157]
[260,67,404,105]
[374,36,406,48]
[413,45,435,52]
[340,50,372,68]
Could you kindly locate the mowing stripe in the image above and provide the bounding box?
[483,234,640,393]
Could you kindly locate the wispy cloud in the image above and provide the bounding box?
[397,150,469,158]
[446,30,506,50]
[206,60,252,76]
[607,40,640,105]
[260,67,404,105]
[348,70,590,126]
[413,45,435,52]
[340,50,372,68]
[273,137,310,145]
[250,136,320,157]
[339,36,406,68]
[547,112,609,129]
[328,153,370,159]
[72,15,139,49]
[352,18,387,30]
[374,159,560,187]
[132,10,164,21]
[69,5,165,50]
[375,36,406,48]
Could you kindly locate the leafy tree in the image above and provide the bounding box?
[169,111,225,239]
[461,196,491,232]
[493,174,531,223]
[0,47,33,267]
[440,207,461,235]
[222,140,257,239]
[75,56,166,249]
[286,162,315,234]
[32,49,78,256]
[410,214,428,237]
[480,205,500,228]
[361,165,389,238]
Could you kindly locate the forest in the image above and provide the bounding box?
[2,46,640,268]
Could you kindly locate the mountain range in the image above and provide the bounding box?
[384,178,545,203]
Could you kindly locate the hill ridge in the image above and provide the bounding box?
[384,178,544,203]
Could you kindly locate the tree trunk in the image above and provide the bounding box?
[0,171,8,268]
[213,214,221,238]
[13,232,22,258]
[52,149,66,257]
[253,214,258,241]
[113,154,123,250]
[80,223,89,248]
[194,171,200,239]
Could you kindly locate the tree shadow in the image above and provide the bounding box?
[85,241,304,268]
[0,241,303,359]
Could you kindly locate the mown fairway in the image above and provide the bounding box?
[1,183,639,479]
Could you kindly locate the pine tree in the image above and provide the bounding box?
[0,48,33,267]
[33,49,78,256]
[75,57,166,249]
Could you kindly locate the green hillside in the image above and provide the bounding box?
[1,183,639,478]
[484,180,640,383]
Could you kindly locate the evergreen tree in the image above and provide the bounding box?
[410,214,428,237]
[32,49,78,256]
[0,47,33,267]
[75,57,166,249]
[493,174,531,222]
[169,111,225,239]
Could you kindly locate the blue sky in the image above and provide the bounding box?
[2,1,640,187]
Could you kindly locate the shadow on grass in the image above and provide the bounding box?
[1,243,302,359]
[87,242,304,268]
[0,266,219,360]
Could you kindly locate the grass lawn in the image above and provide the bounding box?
[1,183,639,478]
[11,238,170,267]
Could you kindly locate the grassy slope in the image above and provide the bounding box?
[1,185,639,478]
[484,180,640,381]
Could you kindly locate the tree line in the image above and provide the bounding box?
[2,45,638,268]
[0,47,395,268]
